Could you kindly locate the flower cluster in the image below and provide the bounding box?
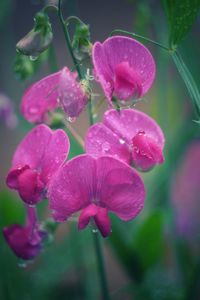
[4,36,165,261]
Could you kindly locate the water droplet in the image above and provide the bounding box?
[29,55,38,61]
[119,139,125,144]
[102,142,110,152]
[92,228,98,233]
[18,259,27,268]
[67,116,76,123]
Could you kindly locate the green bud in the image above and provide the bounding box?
[72,22,92,61]
[16,11,53,56]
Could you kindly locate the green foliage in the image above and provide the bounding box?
[133,211,164,272]
[71,21,92,61]
[14,49,49,81]
[163,0,200,47]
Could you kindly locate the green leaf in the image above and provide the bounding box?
[133,211,164,272]
[71,21,92,61]
[14,49,49,81]
[163,0,200,47]
[172,51,200,119]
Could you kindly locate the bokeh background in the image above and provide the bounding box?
[0,0,200,299]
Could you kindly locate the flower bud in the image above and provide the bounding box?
[16,12,53,56]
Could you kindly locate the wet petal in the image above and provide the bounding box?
[94,207,111,237]
[114,62,142,100]
[85,122,131,164]
[78,203,98,230]
[58,67,88,118]
[48,155,96,221]
[21,71,60,123]
[11,124,69,178]
[132,131,164,171]
[103,109,165,148]
[92,36,155,101]
[96,156,145,221]
[3,207,46,260]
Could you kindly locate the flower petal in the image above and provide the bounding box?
[103,109,165,148]
[48,155,96,222]
[58,67,88,118]
[11,124,70,180]
[96,156,145,221]
[85,122,131,164]
[92,36,156,101]
[21,71,60,123]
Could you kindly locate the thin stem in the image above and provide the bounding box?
[58,0,94,124]
[110,29,170,51]
[93,231,110,300]
[58,0,82,78]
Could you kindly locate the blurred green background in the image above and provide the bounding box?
[0,0,200,299]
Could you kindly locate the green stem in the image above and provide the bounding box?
[110,29,170,51]
[57,2,109,299]
[93,231,110,300]
[58,0,82,78]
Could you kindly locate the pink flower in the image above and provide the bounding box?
[48,154,145,237]
[92,36,156,104]
[21,67,88,123]
[85,109,164,171]
[6,124,70,205]
[3,206,47,260]
[171,141,200,242]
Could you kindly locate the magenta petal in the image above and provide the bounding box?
[96,156,145,221]
[17,168,45,205]
[3,207,46,260]
[92,36,156,101]
[6,165,29,189]
[85,123,131,164]
[132,132,164,171]
[58,67,88,118]
[103,109,165,148]
[8,124,70,203]
[78,203,98,230]
[12,124,69,178]
[39,128,70,185]
[48,155,145,229]
[48,155,95,221]
[114,62,142,100]
[21,71,60,123]
[94,207,111,237]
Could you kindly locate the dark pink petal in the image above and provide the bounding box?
[48,155,145,228]
[17,168,45,205]
[11,124,69,178]
[78,203,98,229]
[3,207,46,260]
[103,109,164,147]
[114,62,142,100]
[132,131,164,171]
[58,67,88,118]
[21,71,60,123]
[78,203,111,237]
[92,36,156,102]
[6,165,29,189]
[39,128,70,185]
[94,207,111,237]
[48,155,95,221]
[96,156,145,221]
[85,123,131,164]
[7,124,70,204]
